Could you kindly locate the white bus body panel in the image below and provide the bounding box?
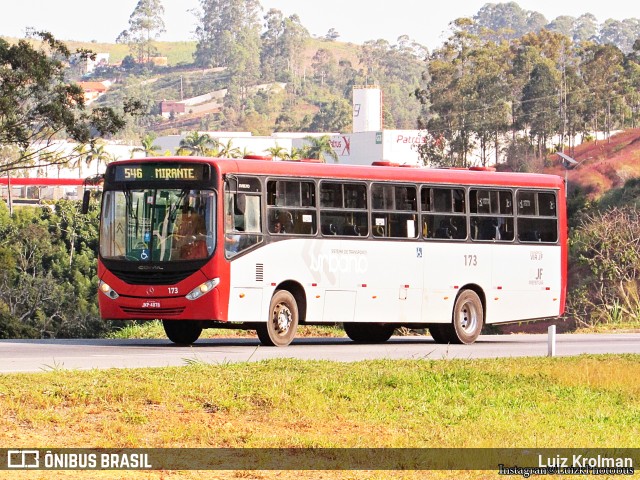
[226,239,562,325]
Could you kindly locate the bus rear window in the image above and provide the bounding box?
[517,191,558,243]
[469,189,514,242]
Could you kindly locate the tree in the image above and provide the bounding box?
[280,14,309,80]
[260,10,309,83]
[217,139,241,158]
[194,0,262,116]
[571,14,598,43]
[132,133,162,157]
[86,143,111,175]
[302,135,338,163]
[325,28,340,41]
[0,31,138,178]
[264,144,286,160]
[117,0,166,64]
[309,98,352,132]
[418,18,479,167]
[599,19,640,54]
[69,143,91,178]
[520,61,561,157]
[580,44,625,140]
[260,8,285,82]
[194,0,262,69]
[357,36,428,129]
[311,48,336,86]
[282,147,303,161]
[177,132,219,156]
[471,2,547,40]
[0,200,106,339]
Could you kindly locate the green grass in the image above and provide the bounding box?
[1,356,638,448]
[1,355,638,479]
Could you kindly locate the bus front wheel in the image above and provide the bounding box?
[428,324,450,344]
[163,320,202,345]
[257,290,298,347]
[344,323,395,343]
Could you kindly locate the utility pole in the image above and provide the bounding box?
[7,173,13,216]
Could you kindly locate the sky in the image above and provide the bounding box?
[0,0,636,51]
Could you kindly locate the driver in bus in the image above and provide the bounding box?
[175,209,207,259]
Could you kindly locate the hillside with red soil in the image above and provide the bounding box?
[546,128,640,199]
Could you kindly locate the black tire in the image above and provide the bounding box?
[257,290,298,347]
[450,290,484,344]
[428,324,450,344]
[162,320,202,345]
[344,322,395,343]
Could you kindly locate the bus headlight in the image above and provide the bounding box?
[186,278,220,301]
[99,280,119,300]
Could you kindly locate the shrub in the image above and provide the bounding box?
[568,206,640,326]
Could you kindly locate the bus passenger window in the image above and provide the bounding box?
[267,180,317,236]
[319,181,368,237]
[371,183,417,238]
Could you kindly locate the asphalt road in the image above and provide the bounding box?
[1,333,639,373]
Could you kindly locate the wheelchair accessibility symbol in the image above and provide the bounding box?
[140,249,149,260]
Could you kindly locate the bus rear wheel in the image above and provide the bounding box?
[163,320,202,345]
[257,290,298,347]
[344,323,395,343]
[450,290,484,344]
[429,290,484,344]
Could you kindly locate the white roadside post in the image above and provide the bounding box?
[548,325,557,357]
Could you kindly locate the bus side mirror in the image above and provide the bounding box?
[81,190,91,214]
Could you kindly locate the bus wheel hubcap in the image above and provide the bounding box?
[275,305,291,333]
[460,302,477,332]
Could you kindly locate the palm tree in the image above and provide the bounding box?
[239,147,255,158]
[178,132,219,156]
[87,144,111,175]
[265,144,287,160]
[71,143,91,178]
[303,135,338,163]
[105,152,120,165]
[282,147,304,161]
[217,139,241,158]
[132,133,162,157]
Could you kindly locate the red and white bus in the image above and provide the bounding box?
[94,157,567,346]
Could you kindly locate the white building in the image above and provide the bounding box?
[155,85,426,166]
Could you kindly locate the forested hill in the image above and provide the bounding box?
[40,2,640,64]
[3,1,638,168]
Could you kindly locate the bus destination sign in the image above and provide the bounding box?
[114,164,206,182]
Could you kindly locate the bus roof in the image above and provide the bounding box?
[109,157,565,190]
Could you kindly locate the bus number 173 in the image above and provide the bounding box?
[464,254,478,267]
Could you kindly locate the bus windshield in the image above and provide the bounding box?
[100,188,216,262]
